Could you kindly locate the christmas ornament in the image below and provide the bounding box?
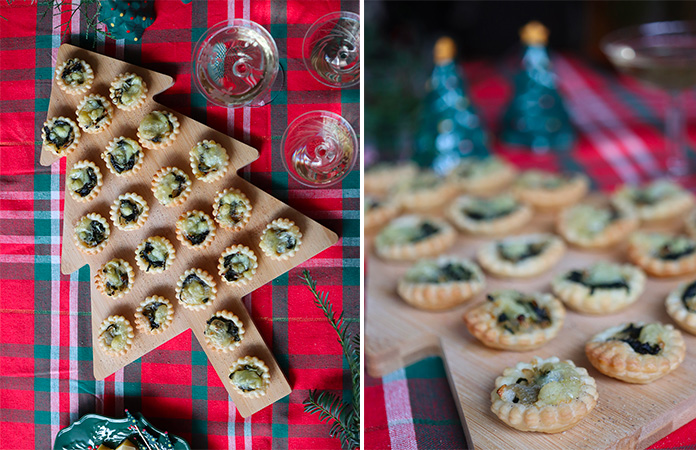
[413,36,489,175]
[99,0,156,42]
[500,21,576,153]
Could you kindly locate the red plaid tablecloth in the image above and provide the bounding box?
[365,55,696,449]
[0,1,359,449]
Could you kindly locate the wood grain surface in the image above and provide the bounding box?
[366,206,696,449]
[41,44,338,417]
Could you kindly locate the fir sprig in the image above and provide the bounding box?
[37,0,110,44]
[301,270,359,450]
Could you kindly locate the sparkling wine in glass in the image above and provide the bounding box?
[281,111,358,187]
[602,21,696,177]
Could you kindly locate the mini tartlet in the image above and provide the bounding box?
[97,315,134,356]
[391,170,456,212]
[134,236,176,273]
[204,310,245,352]
[110,192,149,231]
[259,218,303,261]
[67,160,102,202]
[477,233,566,279]
[134,295,174,335]
[375,215,456,261]
[175,210,216,250]
[552,262,646,314]
[365,161,418,196]
[41,116,80,157]
[557,202,637,249]
[176,268,217,311]
[95,258,135,299]
[218,245,258,287]
[109,72,148,110]
[512,170,589,210]
[212,188,252,231]
[397,256,485,310]
[491,356,598,433]
[463,289,565,351]
[612,180,694,223]
[228,356,271,398]
[446,156,517,194]
[102,137,144,176]
[627,232,696,277]
[75,94,113,134]
[137,110,180,150]
[447,194,532,235]
[365,195,401,231]
[190,140,229,183]
[151,166,192,207]
[585,322,685,384]
[665,280,696,335]
[55,58,94,95]
[73,212,110,254]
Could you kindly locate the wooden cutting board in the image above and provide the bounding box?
[41,44,338,417]
[366,208,696,449]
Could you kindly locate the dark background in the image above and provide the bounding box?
[365,0,696,162]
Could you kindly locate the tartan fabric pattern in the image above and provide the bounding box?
[0,1,358,449]
[365,55,696,450]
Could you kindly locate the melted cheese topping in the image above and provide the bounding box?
[102,260,128,295]
[517,170,566,189]
[217,192,250,225]
[67,165,96,196]
[180,275,211,305]
[75,217,106,247]
[113,75,144,106]
[222,252,252,281]
[566,205,615,237]
[261,227,298,255]
[154,169,188,204]
[139,111,172,141]
[230,365,265,392]
[192,141,226,175]
[77,98,108,128]
[100,323,127,351]
[498,361,583,406]
[205,317,239,347]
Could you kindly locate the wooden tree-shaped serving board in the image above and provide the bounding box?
[41,44,338,417]
[366,209,696,449]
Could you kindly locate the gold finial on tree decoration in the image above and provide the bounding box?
[434,36,457,64]
[520,21,549,46]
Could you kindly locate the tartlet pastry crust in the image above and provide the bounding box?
[109,72,148,111]
[585,322,685,384]
[190,140,229,183]
[612,180,694,223]
[228,356,271,398]
[67,160,102,202]
[365,196,401,231]
[134,236,176,273]
[97,315,134,356]
[73,212,110,254]
[259,218,303,261]
[491,356,598,433]
[512,170,589,210]
[175,209,216,250]
[212,188,252,231]
[447,194,532,236]
[75,94,113,134]
[665,280,696,335]
[55,58,94,95]
[110,192,149,231]
[557,202,638,249]
[151,166,192,207]
[204,310,246,352]
[218,244,258,287]
[95,258,135,299]
[627,232,696,277]
[477,233,566,278]
[375,215,456,261]
[137,110,180,150]
[102,137,144,177]
[134,295,174,335]
[42,116,81,157]
[392,170,456,212]
[552,262,646,314]
[463,290,565,351]
[365,162,418,196]
[446,156,518,194]
[176,268,217,311]
[397,256,485,310]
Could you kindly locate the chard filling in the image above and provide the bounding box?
[180,274,211,305]
[264,228,297,255]
[78,98,108,129]
[109,139,139,173]
[222,252,252,282]
[113,75,143,106]
[567,204,621,237]
[139,241,168,271]
[157,171,187,200]
[609,323,664,355]
[405,260,474,283]
[61,59,87,86]
[102,261,129,296]
[566,263,629,294]
[229,364,264,392]
[463,196,518,221]
[142,301,168,330]
[218,197,247,224]
[654,236,696,260]
[118,199,141,224]
[496,361,583,406]
[68,166,97,197]
[194,142,225,174]
[205,316,241,347]
[629,181,680,206]
[682,281,696,312]
[44,120,75,150]
[182,213,210,245]
[497,240,547,263]
[101,324,127,351]
[379,221,440,246]
[489,291,551,334]
[77,219,106,247]
[139,111,173,142]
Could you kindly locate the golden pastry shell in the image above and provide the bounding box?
[259,218,303,261]
[94,258,135,299]
[134,236,176,274]
[218,244,258,287]
[175,268,217,311]
[67,160,103,203]
[137,110,180,150]
[627,232,696,277]
[212,188,253,231]
[73,212,110,255]
[477,233,566,279]
[556,203,638,249]
[75,94,114,134]
[364,162,418,196]
[228,356,271,398]
[612,183,694,223]
[110,192,149,231]
[513,172,589,210]
[447,194,533,236]
[151,166,192,207]
[203,309,246,352]
[97,315,135,357]
[134,295,174,335]
[175,209,217,250]
[109,72,148,111]
[665,282,696,335]
[54,58,94,95]
[102,136,145,177]
[375,215,457,262]
[447,158,518,195]
[41,116,81,157]
[190,139,230,183]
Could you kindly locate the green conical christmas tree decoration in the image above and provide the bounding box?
[501,21,575,153]
[99,0,156,42]
[413,37,489,175]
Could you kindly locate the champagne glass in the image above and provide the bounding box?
[302,11,360,88]
[602,21,696,177]
[192,19,281,108]
[281,111,358,187]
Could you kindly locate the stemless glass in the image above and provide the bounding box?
[192,19,280,108]
[602,21,696,177]
[281,111,358,187]
[302,11,360,88]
